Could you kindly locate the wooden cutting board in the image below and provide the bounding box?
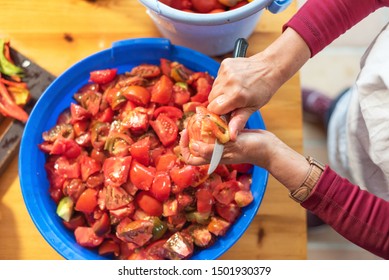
[0,48,56,175]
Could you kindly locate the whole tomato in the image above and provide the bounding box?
[191,0,218,13]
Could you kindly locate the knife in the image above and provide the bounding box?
[207,38,249,175]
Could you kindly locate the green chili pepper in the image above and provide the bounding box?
[0,39,24,77]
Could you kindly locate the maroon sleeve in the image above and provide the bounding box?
[302,166,389,259]
[283,0,389,56]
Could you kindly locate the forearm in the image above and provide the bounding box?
[254,27,311,92]
[303,167,389,259]
[251,131,310,193]
[285,0,388,57]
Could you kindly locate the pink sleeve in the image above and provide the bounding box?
[301,166,389,259]
[283,0,389,56]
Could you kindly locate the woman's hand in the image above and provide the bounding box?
[207,28,311,141]
[179,128,311,193]
[207,55,279,141]
[180,128,274,168]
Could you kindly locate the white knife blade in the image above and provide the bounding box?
[207,38,248,175]
[207,115,227,175]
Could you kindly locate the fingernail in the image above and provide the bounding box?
[216,95,225,105]
[190,142,199,152]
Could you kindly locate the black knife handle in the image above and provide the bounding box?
[233,38,249,58]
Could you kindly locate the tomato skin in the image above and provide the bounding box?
[150,114,178,147]
[151,75,173,105]
[122,107,149,135]
[63,213,86,231]
[170,165,196,192]
[79,154,101,182]
[121,85,151,106]
[172,83,191,105]
[212,180,241,205]
[89,69,117,84]
[187,106,230,145]
[130,160,156,191]
[92,212,111,236]
[103,156,132,187]
[130,136,151,166]
[215,203,241,223]
[160,58,172,76]
[156,153,178,172]
[135,191,163,217]
[74,226,104,248]
[153,105,183,121]
[191,0,218,13]
[129,64,161,78]
[98,240,120,257]
[75,188,98,214]
[70,103,91,122]
[150,171,171,202]
[196,188,214,213]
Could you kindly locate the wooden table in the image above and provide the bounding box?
[0,0,306,260]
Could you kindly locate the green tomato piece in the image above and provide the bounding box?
[56,196,74,222]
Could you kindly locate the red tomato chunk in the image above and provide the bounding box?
[38,59,254,260]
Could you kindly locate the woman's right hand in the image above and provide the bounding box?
[207,28,312,141]
[207,54,280,141]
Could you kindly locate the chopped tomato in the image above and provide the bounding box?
[103,156,132,187]
[215,202,241,223]
[151,75,173,105]
[196,188,214,213]
[98,239,120,257]
[70,103,91,122]
[63,213,86,231]
[135,191,163,217]
[39,59,254,260]
[75,188,98,214]
[150,114,178,147]
[170,165,196,192]
[172,82,191,105]
[122,107,149,134]
[79,154,101,182]
[144,239,169,260]
[129,64,161,78]
[153,105,183,121]
[212,180,241,205]
[104,185,132,210]
[130,136,151,166]
[130,160,155,191]
[121,85,151,106]
[74,226,104,248]
[89,69,117,84]
[234,190,254,207]
[150,171,171,202]
[92,212,111,236]
[156,153,178,172]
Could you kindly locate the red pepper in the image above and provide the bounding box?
[0,80,29,122]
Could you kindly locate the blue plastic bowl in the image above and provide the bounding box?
[19,38,268,260]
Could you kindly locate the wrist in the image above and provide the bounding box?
[264,135,311,192]
[263,27,311,86]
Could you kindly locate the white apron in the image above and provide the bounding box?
[327,23,389,201]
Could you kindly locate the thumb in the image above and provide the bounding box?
[228,108,253,141]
